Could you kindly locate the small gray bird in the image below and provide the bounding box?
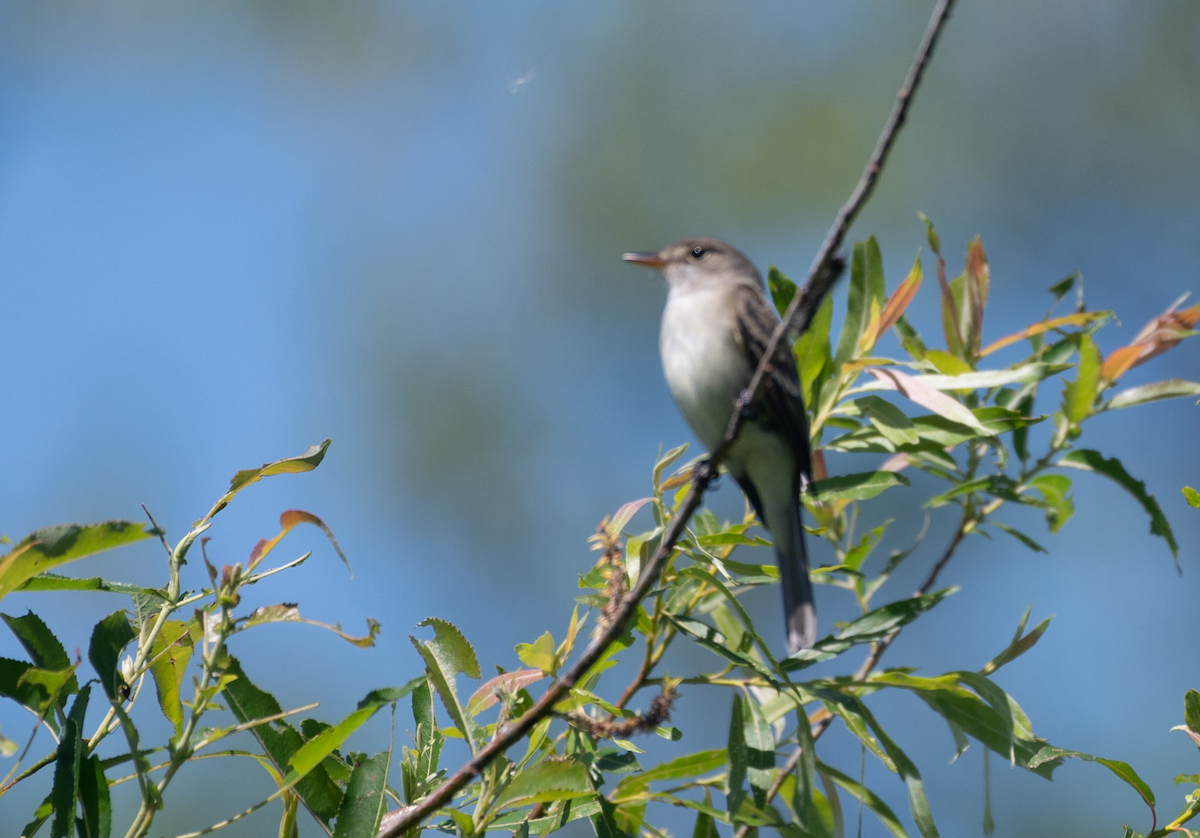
[624,238,816,652]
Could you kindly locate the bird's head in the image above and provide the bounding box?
[622,237,761,292]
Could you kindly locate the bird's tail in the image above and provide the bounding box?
[772,495,816,653]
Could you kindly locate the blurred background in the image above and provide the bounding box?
[1,1,1198,835]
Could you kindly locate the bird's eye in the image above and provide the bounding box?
[691,246,706,259]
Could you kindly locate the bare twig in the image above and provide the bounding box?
[379,2,955,834]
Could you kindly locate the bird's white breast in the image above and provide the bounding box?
[659,287,752,451]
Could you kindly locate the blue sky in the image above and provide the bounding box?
[1,3,1198,836]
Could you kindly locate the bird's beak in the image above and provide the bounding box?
[622,251,666,269]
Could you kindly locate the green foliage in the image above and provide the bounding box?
[2,226,1198,838]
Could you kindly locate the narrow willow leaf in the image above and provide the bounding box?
[834,238,884,367]
[979,311,1110,357]
[1029,747,1155,812]
[851,396,920,447]
[1102,379,1200,410]
[816,761,910,838]
[1057,450,1178,560]
[726,695,748,817]
[866,368,992,435]
[795,295,834,408]
[289,680,421,781]
[783,589,957,671]
[1067,333,1100,422]
[0,521,151,602]
[742,694,776,806]
[980,610,1052,676]
[612,750,726,796]
[248,509,351,575]
[810,472,910,502]
[666,616,777,682]
[989,522,1046,554]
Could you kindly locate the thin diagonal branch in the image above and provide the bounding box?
[378,2,956,834]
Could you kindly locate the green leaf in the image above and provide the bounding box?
[691,808,721,838]
[416,617,481,679]
[768,266,797,317]
[726,694,748,816]
[1056,449,1178,560]
[989,522,1046,554]
[0,521,151,602]
[496,759,593,808]
[147,620,197,738]
[1066,333,1101,422]
[1184,689,1200,737]
[860,363,1067,393]
[613,750,726,794]
[851,396,920,447]
[411,618,481,752]
[783,588,957,671]
[333,749,392,838]
[14,574,161,597]
[834,237,885,366]
[1029,747,1155,812]
[78,753,112,838]
[1047,274,1076,305]
[742,694,776,806]
[665,616,777,682]
[516,631,558,675]
[1185,487,1200,508]
[795,295,834,408]
[223,656,343,824]
[216,440,332,515]
[817,761,910,838]
[979,607,1052,676]
[1103,379,1200,410]
[49,718,82,838]
[1023,474,1074,533]
[810,471,910,502]
[2,612,77,699]
[88,612,135,703]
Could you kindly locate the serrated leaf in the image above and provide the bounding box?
[497,759,593,808]
[147,620,197,737]
[0,521,151,602]
[1057,450,1178,560]
[49,717,81,838]
[223,655,343,824]
[1066,333,1101,422]
[2,612,76,696]
[416,617,481,679]
[333,749,392,838]
[15,574,162,597]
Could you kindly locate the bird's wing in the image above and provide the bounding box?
[731,283,813,486]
